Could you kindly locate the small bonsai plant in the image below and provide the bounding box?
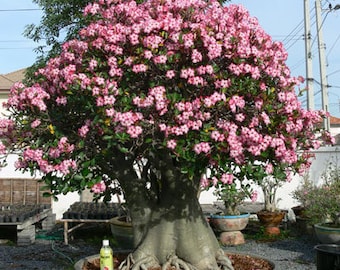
[259,176,283,213]
[291,174,314,217]
[213,175,255,216]
[299,165,340,226]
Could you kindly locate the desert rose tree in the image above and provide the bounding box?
[0,0,333,269]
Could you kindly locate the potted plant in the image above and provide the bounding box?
[255,175,287,236]
[291,175,312,218]
[301,165,340,244]
[209,176,255,245]
[291,174,315,234]
[0,0,334,268]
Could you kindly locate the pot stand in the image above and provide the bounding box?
[210,213,250,245]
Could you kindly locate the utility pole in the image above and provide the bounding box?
[304,0,314,110]
[315,0,330,131]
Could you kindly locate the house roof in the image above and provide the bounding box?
[0,68,26,91]
[330,116,340,125]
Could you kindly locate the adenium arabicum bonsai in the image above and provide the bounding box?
[0,0,334,269]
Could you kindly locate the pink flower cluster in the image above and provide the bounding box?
[133,86,169,116]
[91,181,107,193]
[15,136,76,176]
[6,82,50,112]
[0,0,334,193]
[0,142,6,155]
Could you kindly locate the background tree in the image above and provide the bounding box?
[23,0,92,81]
[0,0,333,269]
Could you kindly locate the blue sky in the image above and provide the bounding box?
[1,0,340,117]
[0,1,43,73]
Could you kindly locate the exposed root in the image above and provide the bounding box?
[119,253,159,270]
[119,250,234,270]
[119,253,134,270]
[162,254,197,270]
[216,249,234,270]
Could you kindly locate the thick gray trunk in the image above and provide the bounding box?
[132,201,228,269]
[121,175,233,269]
[111,151,234,269]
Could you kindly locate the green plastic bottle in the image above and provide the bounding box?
[100,239,113,270]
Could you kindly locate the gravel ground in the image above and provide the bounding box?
[0,224,320,270]
[224,235,318,270]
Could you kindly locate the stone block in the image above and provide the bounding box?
[219,231,245,246]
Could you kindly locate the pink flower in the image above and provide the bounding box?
[91,181,106,193]
[0,142,6,155]
[56,96,67,105]
[132,64,148,73]
[56,159,77,175]
[200,177,210,188]
[127,126,143,138]
[251,191,258,202]
[167,139,177,150]
[265,163,274,174]
[78,125,90,137]
[229,95,245,113]
[235,113,245,122]
[31,119,41,128]
[221,173,233,184]
[144,50,153,59]
[166,70,176,79]
[191,49,202,63]
[153,55,167,64]
[193,142,211,154]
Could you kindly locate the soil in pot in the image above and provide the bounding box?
[80,252,274,270]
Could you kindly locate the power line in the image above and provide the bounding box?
[0,47,37,50]
[327,33,340,58]
[0,40,33,43]
[0,9,41,12]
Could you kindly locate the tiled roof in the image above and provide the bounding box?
[330,116,340,125]
[0,68,26,91]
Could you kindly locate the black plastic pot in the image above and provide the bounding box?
[314,244,340,270]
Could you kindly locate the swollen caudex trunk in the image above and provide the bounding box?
[117,153,234,269]
[120,197,234,270]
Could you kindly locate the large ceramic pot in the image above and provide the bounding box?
[314,223,340,244]
[209,213,250,245]
[256,210,285,236]
[314,244,340,270]
[210,213,250,232]
[109,216,134,249]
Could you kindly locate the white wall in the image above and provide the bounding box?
[199,146,340,212]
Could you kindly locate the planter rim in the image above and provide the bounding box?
[314,223,340,232]
[314,244,340,255]
[109,216,132,227]
[74,250,275,270]
[210,213,250,219]
[74,250,133,270]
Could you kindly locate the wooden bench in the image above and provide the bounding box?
[0,208,55,245]
[60,218,112,245]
